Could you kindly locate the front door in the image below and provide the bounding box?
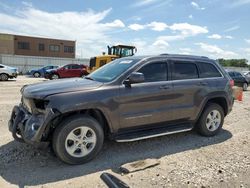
[118,61,174,130]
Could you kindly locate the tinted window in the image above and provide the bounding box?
[198,63,222,78]
[235,72,243,77]
[138,62,167,82]
[71,64,80,69]
[64,65,71,69]
[173,62,198,80]
[0,65,4,68]
[228,72,234,77]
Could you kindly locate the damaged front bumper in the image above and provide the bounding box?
[8,105,60,149]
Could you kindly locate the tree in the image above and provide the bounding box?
[217,58,249,68]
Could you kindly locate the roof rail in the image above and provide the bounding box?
[200,56,209,59]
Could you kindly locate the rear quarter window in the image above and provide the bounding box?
[198,62,222,78]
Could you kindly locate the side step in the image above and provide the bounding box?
[115,124,193,142]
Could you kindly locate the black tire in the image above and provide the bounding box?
[51,74,59,80]
[0,73,9,81]
[243,82,248,91]
[33,72,41,78]
[52,115,104,165]
[196,103,224,137]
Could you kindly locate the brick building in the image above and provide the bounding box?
[0,33,75,58]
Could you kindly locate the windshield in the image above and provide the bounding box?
[87,58,140,82]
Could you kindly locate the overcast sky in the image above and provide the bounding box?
[0,0,250,60]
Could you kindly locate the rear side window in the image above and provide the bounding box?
[198,63,222,78]
[173,62,198,80]
[0,65,4,68]
[138,62,167,82]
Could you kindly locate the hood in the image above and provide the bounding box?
[5,65,17,71]
[22,78,103,99]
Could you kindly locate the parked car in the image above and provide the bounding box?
[242,71,250,79]
[0,64,18,81]
[44,64,88,80]
[29,65,59,78]
[228,71,249,91]
[9,54,234,164]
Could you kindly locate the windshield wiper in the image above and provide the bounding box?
[85,76,95,81]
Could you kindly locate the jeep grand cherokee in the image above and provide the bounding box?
[9,54,234,164]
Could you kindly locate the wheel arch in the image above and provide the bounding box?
[196,95,229,122]
[46,108,113,141]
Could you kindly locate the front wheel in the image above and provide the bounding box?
[51,74,59,80]
[0,73,9,81]
[33,72,41,78]
[52,115,104,164]
[196,103,224,137]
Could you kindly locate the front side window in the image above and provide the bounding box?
[198,63,222,78]
[71,64,80,69]
[173,62,198,80]
[138,62,167,82]
[64,65,71,69]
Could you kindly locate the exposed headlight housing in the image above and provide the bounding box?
[22,97,49,114]
[22,97,32,113]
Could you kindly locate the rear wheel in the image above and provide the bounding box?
[197,103,224,136]
[243,82,248,91]
[33,72,41,78]
[52,115,104,164]
[0,73,9,81]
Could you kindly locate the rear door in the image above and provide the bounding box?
[118,60,174,130]
[170,60,205,122]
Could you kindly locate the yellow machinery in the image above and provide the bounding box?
[87,45,137,73]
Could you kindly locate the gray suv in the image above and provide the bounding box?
[9,54,234,164]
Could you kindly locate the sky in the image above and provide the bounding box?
[0,0,250,61]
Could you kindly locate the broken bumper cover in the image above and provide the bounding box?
[8,105,59,149]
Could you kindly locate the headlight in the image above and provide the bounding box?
[22,97,32,113]
[22,97,49,114]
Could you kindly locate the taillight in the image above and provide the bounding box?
[230,79,234,88]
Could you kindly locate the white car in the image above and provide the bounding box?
[0,64,18,81]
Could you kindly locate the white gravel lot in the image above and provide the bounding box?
[0,76,249,188]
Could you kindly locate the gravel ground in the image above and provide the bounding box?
[0,76,249,188]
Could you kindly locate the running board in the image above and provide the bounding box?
[115,124,193,142]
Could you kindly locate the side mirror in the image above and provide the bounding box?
[124,72,145,86]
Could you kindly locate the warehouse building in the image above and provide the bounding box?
[0,33,75,58]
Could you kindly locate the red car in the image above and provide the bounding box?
[44,64,88,80]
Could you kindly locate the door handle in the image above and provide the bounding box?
[199,81,208,86]
[159,85,170,90]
